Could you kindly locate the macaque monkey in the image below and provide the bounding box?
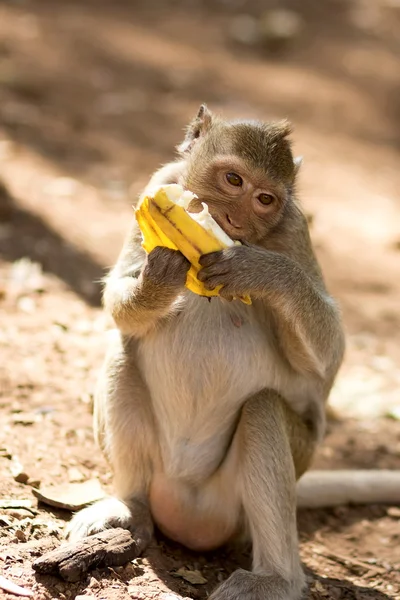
[67,105,346,600]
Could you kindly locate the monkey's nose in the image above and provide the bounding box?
[226,214,242,229]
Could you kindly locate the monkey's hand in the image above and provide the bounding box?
[104,246,190,337]
[199,245,344,379]
[142,247,190,291]
[198,244,278,299]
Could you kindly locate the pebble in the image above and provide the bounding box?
[11,461,30,484]
[14,529,27,542]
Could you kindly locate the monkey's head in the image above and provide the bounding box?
[178,105,301,244]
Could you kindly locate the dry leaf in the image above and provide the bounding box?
[0,575,33,597]
[174,568,207,585]
[0,499,35,511]
[32,478,105,510]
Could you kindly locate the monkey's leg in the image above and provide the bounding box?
[210,390,315,600]
[66,335,156,551]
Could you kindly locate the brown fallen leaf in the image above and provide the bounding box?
[174,567,207,585]
[0,575,33,597]
[32,478,105,511]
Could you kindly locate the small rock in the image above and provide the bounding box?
[88,577,99,589]
[8,509,35,520]
[387,506,400,518]
[14,529,27,542]
[11,461,29,484]
[68,467,86,483]
[28,479,41,489]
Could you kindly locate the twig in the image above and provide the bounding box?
[313,545,388,577]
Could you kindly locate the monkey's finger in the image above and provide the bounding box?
[219,288,234,302]
[199,251,224,267]
[202,275,231,291]
[197,266,230,283]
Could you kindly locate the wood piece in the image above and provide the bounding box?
[32,479,105,511]
[32,528,139,582]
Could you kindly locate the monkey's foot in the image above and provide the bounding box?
[65,497,153,554]
[209,569,305,600]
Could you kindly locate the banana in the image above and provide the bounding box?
[135,184,251,305]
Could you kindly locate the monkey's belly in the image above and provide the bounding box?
[149,474,238,551]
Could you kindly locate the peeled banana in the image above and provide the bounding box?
[135,184,251,305]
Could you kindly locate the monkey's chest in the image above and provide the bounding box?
[137,296,276,480]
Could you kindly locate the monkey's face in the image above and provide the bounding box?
[183,119,298,245]
[185,154,289,244]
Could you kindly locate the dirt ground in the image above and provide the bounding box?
[1,0,400,599]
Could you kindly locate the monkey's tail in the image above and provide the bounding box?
[297,470,400,508]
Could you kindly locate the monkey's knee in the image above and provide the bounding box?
[65,497,153,553]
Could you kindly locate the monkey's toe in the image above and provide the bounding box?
[65,497,147,544]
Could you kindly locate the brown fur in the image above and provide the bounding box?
[67,105,345,600]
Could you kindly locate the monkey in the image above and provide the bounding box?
[66,104,347,600]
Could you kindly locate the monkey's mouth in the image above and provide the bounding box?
[187,197,244,243]
[212,215,244,243]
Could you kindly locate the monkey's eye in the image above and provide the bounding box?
[258,193,275,206]
[226,172,243,187]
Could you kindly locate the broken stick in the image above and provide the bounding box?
[32,528,139,582]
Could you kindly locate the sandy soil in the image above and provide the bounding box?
[0,1,400,599]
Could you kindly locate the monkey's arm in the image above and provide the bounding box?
[198,245,344,379]
[104,161,189,337]
[104,236,189,337]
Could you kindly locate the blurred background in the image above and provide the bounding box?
[0,0,399,597]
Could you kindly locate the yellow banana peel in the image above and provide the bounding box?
[135,185,251,305]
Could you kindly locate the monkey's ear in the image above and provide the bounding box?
[272,119,292,140]
[178,104,213,154]
[293,156,303,176]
